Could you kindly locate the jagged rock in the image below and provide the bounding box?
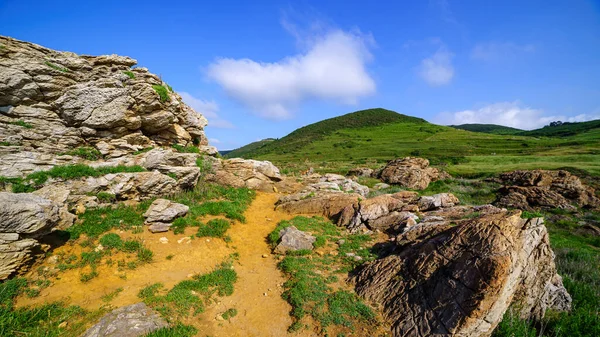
[0,192,75,280]
[339,194,407,233]
[354,211,571,337]
[208,158,282,192]
[275,192,363,221]
[0,35,211,178]
[418,193,460,211]
[378,157,447,190]
[143,199,189,223]
[59,171,179,201]
[80,302,167,337]
[274,226,316,254]
[495,170,599,211]
[347,167,374,178]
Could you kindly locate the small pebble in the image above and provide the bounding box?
[337,239,345,245]
[58,322,68,329]
[262,254,269,258]
[159,237,168,244]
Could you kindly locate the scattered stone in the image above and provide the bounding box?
[418,193,460,211]
[80,303,167,337]
[495,170,600,211]
[158,237,168,244]
[143,199,189,223]
[373,182,390,190]
[274,226,316,254]
[262,254,269,258]
[378,157,448,190]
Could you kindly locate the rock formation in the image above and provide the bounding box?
[143,199,189,233]
[0,35,213,178]
[207,157,283,192]
[353,209,571,337]
[495,170,600,211]
[377,157,448,190]
[0,192,75,279]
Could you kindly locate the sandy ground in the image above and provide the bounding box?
[17,192,315,336]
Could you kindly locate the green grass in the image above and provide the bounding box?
[44,61,69,72]
[0,164,146,193]
[100,287,123,303]
[270,216,378,333]
[223,138,276,159]
[196,219,231,238]
[172,144,200,153]
[9,120,33,128]
[123,71,135,79]
[69,204,146,239]
[133,147,154,155]
[96,191,116,202]
[221,308,238,320]
[143,323,198,337]
[60,147,102,160]
[0,278,100,337]
[138,261,237,318]
[152,84,170,102]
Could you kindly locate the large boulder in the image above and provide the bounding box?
[353,210,571,337]
[208,158,282,192]
[143,199,189,233]
[378,157,447,190]
[273,226,316,254]
[0,192,75,280]
[496,170,600,211]
[80,303,167,337]
[275,192,363,221]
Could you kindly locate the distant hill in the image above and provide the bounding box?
[519,119,600,137]
[223,138,276,158]
[451,124,523,135]
[232,108,427,159]
[228,109,599,177]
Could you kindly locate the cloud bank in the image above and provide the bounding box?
[435,101,600,130]
[179,92,234,129]
[206,29,376,120]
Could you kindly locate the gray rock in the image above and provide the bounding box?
[418,193,460,211]
[274,226,316,254]
[143,199,189,223]
[80,303,167,337]
[373,183,390,190]
[148,223,172,233]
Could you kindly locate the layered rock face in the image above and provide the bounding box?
[0,35,211,178]
[0,192,75,279]
[353,210,571,337]
[496,170,600,211]
[377,157,448,190]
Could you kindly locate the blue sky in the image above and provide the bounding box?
[2,0,599,149]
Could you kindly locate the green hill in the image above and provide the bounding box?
[519,119,600,137]
[238,108,426,158]
[231,108,600,177]
[223,138,276,158]
[451,124,523,135]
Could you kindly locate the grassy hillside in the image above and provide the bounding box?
[451,124,523,135]
[234,109,600,177]
[520,119,600,137]
[224,138,275,158]
[240,108,426,158]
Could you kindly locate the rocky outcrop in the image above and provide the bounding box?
[276,192,363,221]
[418,193,460,211]
[143,199,189,233]
[207,158,282,192]
[273,226,316,254]
[0,35,213,178]
[353,210,571,337]
[346,167,373,178]
[377,157,447,190]
[80,302,168,337]
[496,170,600,211]
[0,192,75,280]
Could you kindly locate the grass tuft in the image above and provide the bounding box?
[152,84,170,102]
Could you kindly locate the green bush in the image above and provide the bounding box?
[196,219,231,238]
[61,147,102,160]
[152,84,170,102]
[99,233,123,250]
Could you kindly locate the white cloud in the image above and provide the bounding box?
[419,47,454,86]
[179,92,234,129]
[208,138,221,144]
[435,101,600,130]
[471,42,535,62]
[206,29,376,120]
